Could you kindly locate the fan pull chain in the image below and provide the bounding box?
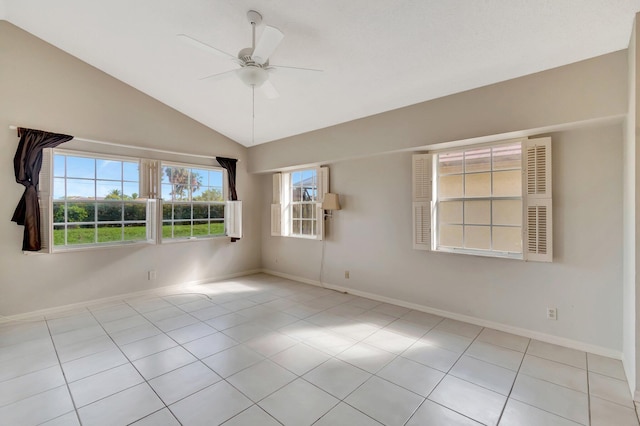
[252,85,255,144]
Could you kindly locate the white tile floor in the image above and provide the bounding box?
[0,273,638,426]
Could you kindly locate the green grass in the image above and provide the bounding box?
[54,222,225,246]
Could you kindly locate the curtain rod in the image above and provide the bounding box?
[8,125,240,162]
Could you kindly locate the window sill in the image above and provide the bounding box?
[160,235,229,244]
[435,246,523,260]
[33,240,156,255]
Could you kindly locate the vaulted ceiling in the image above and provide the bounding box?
[1,1,638,147]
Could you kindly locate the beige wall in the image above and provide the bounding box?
[0,21,261,315]
[249,50,627,173]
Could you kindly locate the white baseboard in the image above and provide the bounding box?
[262,269,622,360]
[0,269,262,324]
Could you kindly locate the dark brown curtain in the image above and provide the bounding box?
[216,156,239,242]
[12,127,74,251]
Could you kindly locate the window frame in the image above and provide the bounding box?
[46,149,155,252]
[432,139,526,260]
[273,167,327,240]
[159,161,228,243]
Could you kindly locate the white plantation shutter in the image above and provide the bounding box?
[139,159,159,199]
[524,137,552,262]
[412,154,432,250]
[271,173,282,236]
[226,201,242,238]
[37,148,54,253]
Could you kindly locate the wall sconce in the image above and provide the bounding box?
[322,193,341,219]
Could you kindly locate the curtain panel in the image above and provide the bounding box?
[12,127,73,251]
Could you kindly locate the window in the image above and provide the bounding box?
[48,151,153,249]
[160,163,226,241]
[412,137,552,262]
[271,167,328,240]
[38,148,242,253]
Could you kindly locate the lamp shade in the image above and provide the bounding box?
[322,193,341,210]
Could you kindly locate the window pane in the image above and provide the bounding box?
[123,162,139,182]
[123,182,139,199]
[53,203,65,223]
[173,222,191,237]
[66,178,95,199]
[53,178,65,199]
[98,224,122,243]
[465,172,491,197]
[67,224,95,245]
[193,204,209,220]
[493,144,521,170]
[66,203,92,223]
[161,184,173,200]
[96,160,121,181]
[439,224,463,247]
[438,152,463,175]
[162,204,172,220]
[302,204,315,219]
[493,170,521,197]
[464,200,491,225]
[209,170,223,187]
[97,203,122,222]
[464,226,490,250]
[302,220,313,235]
[439,175,463,198]
[162,222,173,239]
[192,169,208,187]
[54,155,65,177]
[493,227,522,252]
[465,148,491,173]
[124,203,146,221]
[493,200,521,226]
[193,221,209,236]
[292,186,302,202]
[292,219,301,235]
[97,181,123,199]
[124,223,146,241]
[292,204,301,218]
[211,204,224,219]
[439,201,463,224]
[53,225,65,246]
[174,204,191,220]
[211,220,224,235]
[67,157,94,179]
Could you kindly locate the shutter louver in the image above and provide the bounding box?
[271,173,282,236]
[412,154,432,250]
[38,148,53,253]
[524,138,552,262]
[139,159,159,199]
[226,200,242,238]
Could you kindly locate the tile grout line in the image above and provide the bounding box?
[495,333,532,425]
[44,312,83,426]
[85,306,180,425]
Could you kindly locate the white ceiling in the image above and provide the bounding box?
[1,1,639,147]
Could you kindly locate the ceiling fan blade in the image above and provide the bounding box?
[252,26,284,65]
[177,34,237,61]
[260,80,279,99]
[199,69,237,81]
[268,64,323,74]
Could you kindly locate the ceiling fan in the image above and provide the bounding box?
[178,10,322,100]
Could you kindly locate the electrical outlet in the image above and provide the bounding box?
[148,270,157,280]
[344,270,350,279]
[546,307,557,320]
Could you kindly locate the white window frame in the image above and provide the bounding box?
[271,167,328,240]
[40,148,156,253]
[159,161,228,243]
[412,137,552,262]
